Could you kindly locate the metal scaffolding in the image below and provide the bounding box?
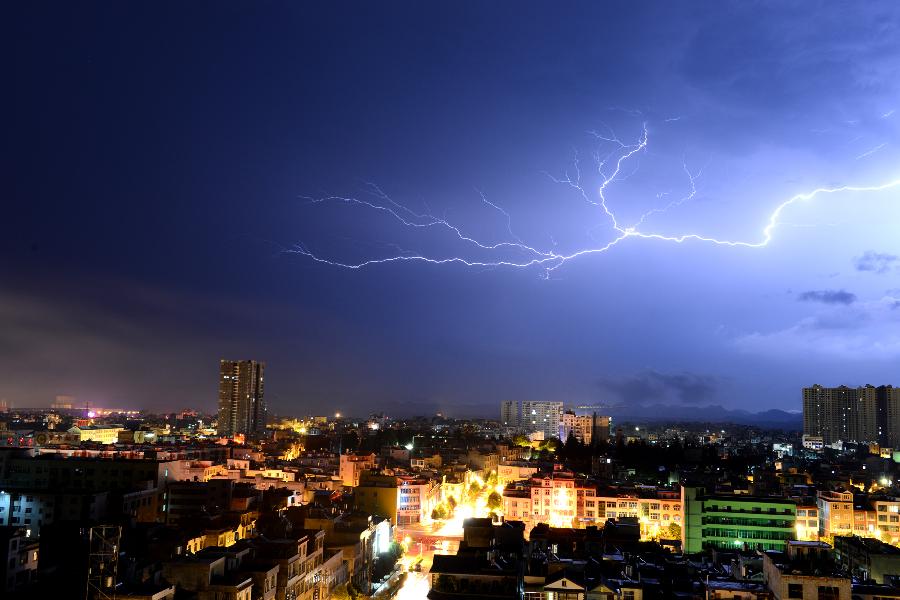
[86,525,121,600]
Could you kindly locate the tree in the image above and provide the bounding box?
[432,503,448,520]
[661,522,682,540]
[487,491,502,511]
[512,434,531,447]
[447,496,458,509]
[389,541,404,560]
[469,481,482,496]
[331,583,358,600]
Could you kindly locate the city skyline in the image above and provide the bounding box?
[8,4,900,599]
[8,3,900,416]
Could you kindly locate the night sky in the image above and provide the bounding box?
[8,2,900,416]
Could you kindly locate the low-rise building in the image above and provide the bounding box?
[0,527,38,594]
[429,555,522,599]
[0,489,108,536]
[682,486,796,553]
[67,424,125,444]
[794,503,820,541]
[529,472,585,528]
[353,472,440,525]
[559,411,595,444]
[497,462,539,485]
[818,490,858,541]
[593,489,682,540]
[339,453,376,487]
[762,540,850,600]
[834,535,900,585]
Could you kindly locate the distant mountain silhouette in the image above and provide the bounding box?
[605,403,801,428]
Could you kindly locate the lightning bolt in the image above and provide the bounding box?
[290,123,900,277]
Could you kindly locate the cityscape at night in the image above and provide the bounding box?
[8,2,900,599]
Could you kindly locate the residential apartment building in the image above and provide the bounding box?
[519,472,599,529]
[497,462,539,485]
[803,384,900,445]
[0,527,39,594]
[501,488,533,522]
[217,360,267,437]
[817,491,900,546]
[762,540,850,600]
[818,490,855,540]
[338,453,376,487]
[397,477,440,525]
[558,412,611,445]
[500,401,563,439]
[834,535,900,585]
[352,472,440,525]
[794,503,820,541]
[559,411,593,444]
[682,486,796,553]
[593,489,683,540]
[0,489,108,536]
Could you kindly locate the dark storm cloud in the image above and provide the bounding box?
[9,2,900,416]
[596,370,718,405]
[798,290,857,305]
[676,3,900,153]
[0,287,228,407]
[735,298,900,359]
[854,251,898,274]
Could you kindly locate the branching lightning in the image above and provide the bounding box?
[290,123,900,277]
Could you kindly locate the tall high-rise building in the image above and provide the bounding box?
[500,400,563,439]
[803,384,900,445]
[884,386,900,447]
[217,360,266,436]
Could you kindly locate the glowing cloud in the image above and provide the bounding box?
[290,123,900,278]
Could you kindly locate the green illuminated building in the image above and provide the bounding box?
[682,485,796,553]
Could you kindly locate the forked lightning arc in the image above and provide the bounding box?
[290,122,900,277]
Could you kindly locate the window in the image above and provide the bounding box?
[788,583,803,599]
[817,586,839,600]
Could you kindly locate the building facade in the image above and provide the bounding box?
[500,401,563,439]
[217,360,267,437]
[682,486,796,553]
[803,384,900,445]
[67,425,125,444]
[559,411,593,444]
[353,472,440,526]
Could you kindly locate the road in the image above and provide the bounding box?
[391,526,460,599]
